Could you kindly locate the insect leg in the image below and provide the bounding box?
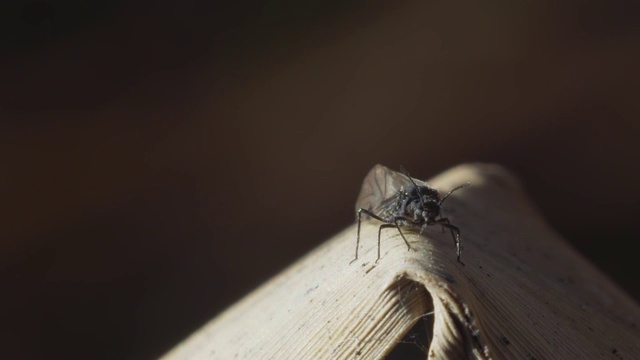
[352,208,388,264]
[437,217,450,234]
[377,223,398,263]
[437,218,464,265]
[392,216,414,252]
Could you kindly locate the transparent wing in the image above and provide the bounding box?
[355,164,427,213]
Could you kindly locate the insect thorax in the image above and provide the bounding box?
[378,185,441,225]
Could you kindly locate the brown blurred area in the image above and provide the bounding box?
[1,1,639,358]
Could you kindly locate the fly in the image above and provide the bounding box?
[351,165,468,265]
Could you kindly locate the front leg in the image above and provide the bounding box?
[376,217,415,263]
[436,218,464,265]
[391,217,413,252]
[439,217,450,234]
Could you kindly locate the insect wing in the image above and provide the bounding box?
[355,165,417,214]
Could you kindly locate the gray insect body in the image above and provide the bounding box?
[352,165,467,265]
[384,185,440,225]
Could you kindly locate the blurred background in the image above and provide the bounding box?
[1,1,639,358]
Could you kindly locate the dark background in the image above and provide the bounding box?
[1,1,639,359]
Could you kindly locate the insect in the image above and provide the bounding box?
[351,165,468,265]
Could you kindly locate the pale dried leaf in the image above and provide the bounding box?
[162,164,640,360]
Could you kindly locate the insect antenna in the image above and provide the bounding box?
[438,182,470,206]
[399,165,426,208]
